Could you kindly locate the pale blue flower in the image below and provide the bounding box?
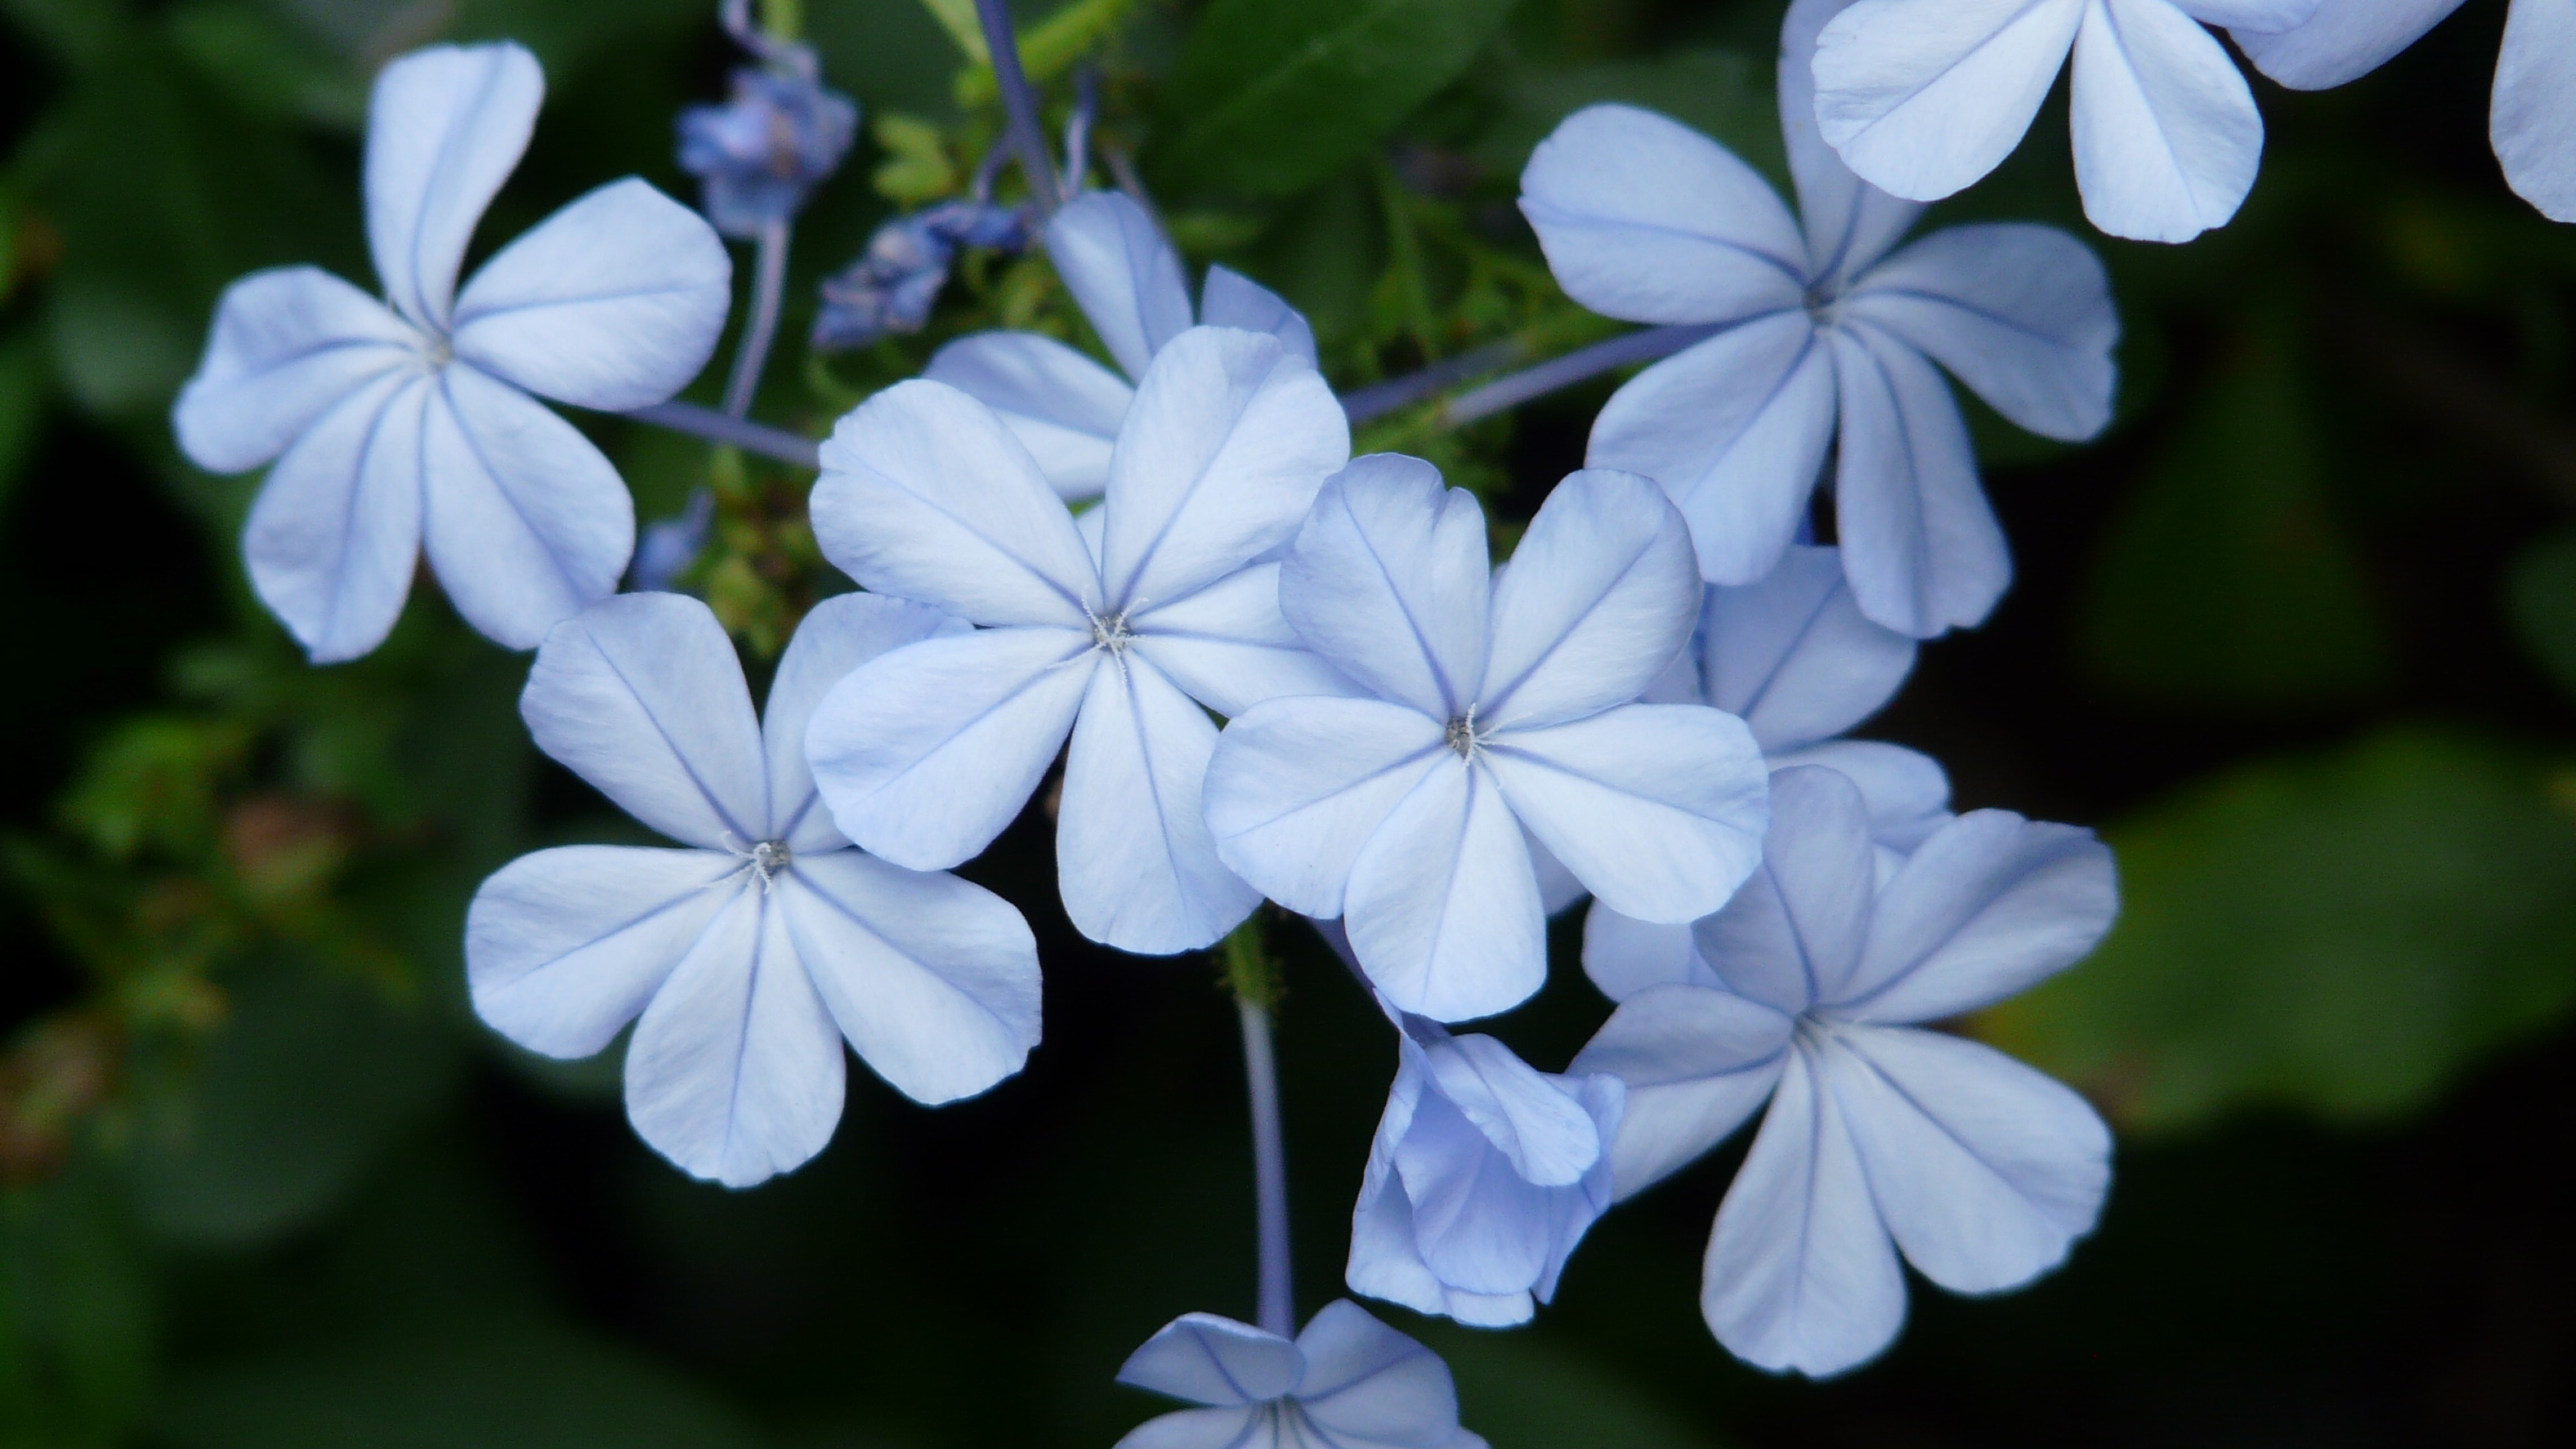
[1348,999,1620,1327]
[810,199,1033,352]
[173,43,731,662]
[1572,764,2118,1377]
[677,55,857,236]
[467,591,1042,1188]
[2232,0,2576,223]
[1521,0,2116,637]
[804,325,1352,955]
[1809,0,2303,241]
[1115,1301,1489,1449]
[1202,460,1770,1022]
[928,190,1319,500]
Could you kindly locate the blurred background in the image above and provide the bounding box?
[4,0,2575,1444]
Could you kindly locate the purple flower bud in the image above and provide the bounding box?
[677,62,858,237]
[809,201,1032,352]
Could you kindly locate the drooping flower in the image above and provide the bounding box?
[1572,764,2118,1377]
[2229,0,2576,223]
[1114,1300,1489,1449]
[1349,996,1621,1327]
[1519,0,2116,638]
[172,43,731,663]
[927,190,1320,500]
[466,591,1042,1188]
[676,21,858,237]
[804,325,1351,955]
[1585,542,1953,996]
[810,199,1034,352]
[1201,460,1770,1022]
[1808,0,2302,241]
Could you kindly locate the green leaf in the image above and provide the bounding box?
[1154,0,1519,198]
[167,1,369,131]
[2078,323,2387,710]
[0,1171,154,1448]
[1980,728,2576,1133]
[1424,1324,1728,1449]
[0,329,45,520]
[1465,48,1782,191]
[2506,529,2576,704]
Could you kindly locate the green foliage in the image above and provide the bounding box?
[0,1171,152,1448]
[1426,1326,1727,1449]
[1982,729,2576,1132]
[0,327,45,517]
[1154,0,1519,197]
[1463,46,1784,189]
[2507,529,2576,704]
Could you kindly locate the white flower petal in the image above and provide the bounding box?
[1281,456,1492,720]
[1203,697,1448,920]
[812,380,1097,629]
[1702,543,1916,754]
[2494,0,2576,223]
[1780,0,1925,287]
[1059,653,1260,954]
[1415,1028,1601,1187]
[173,266,418,474]
[1395,1097,1556,1297]
[1101,327,1350,610]
[1828,324,2008,639]
[1587,315,1839,588]
[1132,564,1360,718]
[1519,103,1807,325]
[421,362,633,651]
[624,888,845,1189]
[1293,1301,1459,1446]
[1843,223,2117,441]
[1117,1311,1302,1406]
[365,42,543,332]
[465,845,739,1057]
[1701,1046,1908,1377]
[1345,759,1546,1022]
[1580,902,1719,1002]
[761,593,969,853]
[1690,764,1877,1014]
[1483,704,1769,926]
[2174,0,2320,28]
[1047,190,1194,380]
[1572,983,1793,1198]
[1348,1160,1536,1329]
[1825,1025,2111,1292]
[1478,470,1704,731]
[924,331,1134,501]
[1836,808,2118,1023]
[1114,1406,1263,1449]
[449,178,731,411]
[2068,0,2264,243]
[2233,0,2458,89]
[1526,828,1587,916]
[1766,739,1953,850]
[241,371,427,664]
[778,852,1040,1105]
[1201,265,1320,364]
[805,626,1094,871]
[1813,0,2086,204]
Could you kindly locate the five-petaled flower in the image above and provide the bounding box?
[173,42,731,663]
[466,591,1042,1189]
[1520,0,2117,638]
[1114,1300,1489,1449]
[1574,763,2118,1377]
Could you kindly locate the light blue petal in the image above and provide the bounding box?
[761,593,969,852]
[2234,0,2457,89]
[466,845,739,1058]
[1572,983,1794,1199]
[1344,760,1546,1022]
[777,852,1040,1105]
[2495,0,2576,223]
[1132,564,1360,718]
[423,362,634,651]
[1700,1044,1907,1377]
[925,330,1133,501]
[1116,1310,1300,1406]
[1483,704,1769,925]
[1392,1087,1556,1295]
[624,886,845,1189]
[1280,455,1491,720]
[1580,902,1718,1003]
[1414,1028,1601,1187]
[364,43,543,333]
[1204,697,1446,920]
[805,626,1095,871]
[2066,0,2263,242]
[1046,190,1193,380]
[1813,0,2083,205]
[1100,327,1350,612]
[1293,1301,1459,1444]
[1059,653,1260,954]
[1702,543,1915,755]
[449,178,731,412]
[1477,469,1703,731]
[1114,1406,1263,1449]
[1764,739,1952,850]
[1844,223,2116,441]
[1834,808,2118,1024]
[240,370,426,664]
[1526,828,1588,916]
[1780,0,1923,288]
[1519,104,1807,325]
[2173,0,2319,27]
[812,380,1097,628]
[172,266,417,473]
[1201,264,1320,364]
[1587,315,1838,588]
[1692,764,1878,1013]
[1828,323,2008,639]
[1531,1071,1625,1303]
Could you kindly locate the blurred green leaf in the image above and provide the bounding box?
[1982,728,2576,1132]
[2080,324,2389,710]
[1427,1325,1726,1449]
[168,1,370,131]
[123,963,461,1246]
[156,1318,765,1449]
[1155,0,1518,198]
[2506,529,2576,704]
[0,1171,153,1448]
[449,0,706,78]
[1465,47,1780,189]
[0,328,44,517]
[1,0,131,67]
[57,717,250,862]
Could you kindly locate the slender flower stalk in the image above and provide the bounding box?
[1237,994,1294,1338]
[626,399,821,468]
[977,0,1062,215]
[1442,324,1718,427]
[722,215,793,416]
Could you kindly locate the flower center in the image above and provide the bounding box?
[747,838,792,886]
[1444,706,1483,760]
[1087,606,1136,655]
[1802,281,1841,329]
